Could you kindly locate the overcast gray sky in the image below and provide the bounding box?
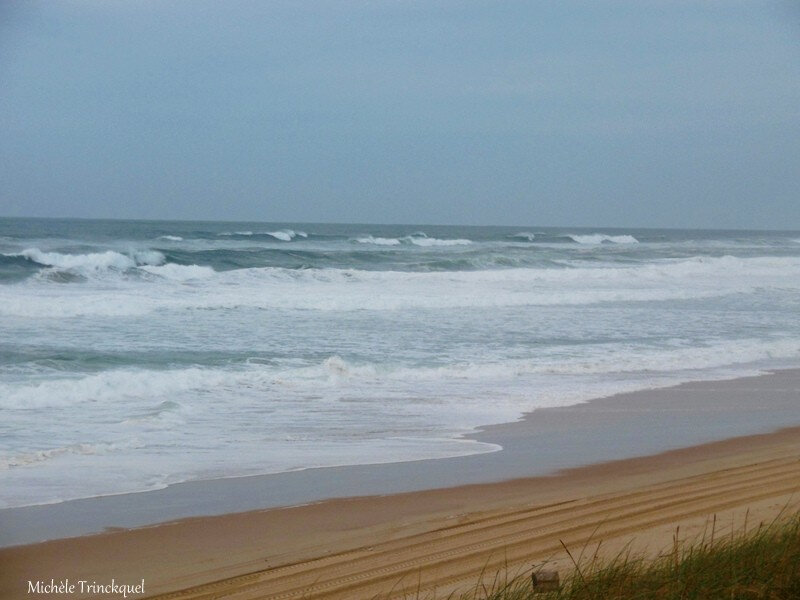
[1,1,799,228]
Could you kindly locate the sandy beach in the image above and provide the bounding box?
[2,369,799,600]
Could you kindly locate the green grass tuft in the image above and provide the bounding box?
[458,514,800,600]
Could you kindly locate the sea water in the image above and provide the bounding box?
[1,218,799,508]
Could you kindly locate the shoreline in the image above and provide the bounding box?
[2,368,800,549]
[1,369,799,599]
[2,421,798,599]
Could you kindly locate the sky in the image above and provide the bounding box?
[1,1,799,229]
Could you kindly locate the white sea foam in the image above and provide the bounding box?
[3,255,800,317]
[0,367,231,410]
[510,232,536,241]
[295,338,800,384]
[408,237,471,246]
[4,335,797,438]
[157,235,184,241]
[354,236,402,245]
[568,234,639,244]
[139,263,216,281]
[2,331,797,507]
[4,224,800,510]
[0,441,143,471]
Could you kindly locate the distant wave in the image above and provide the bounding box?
[218,229,308,241]
[410,237,472,247]
[353,233,472,247]
[568,234,639,244]
[502,232,637,245]
[353,236,402,246]
[265,229,308,241]
[157,235,183,241]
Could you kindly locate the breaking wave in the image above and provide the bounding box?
[353,234,472,246]
[410,237,472,246]
[568,234,639,244]
[218,229,308,241]
[2,255,799,317]
[3,248,214,282]
[353,236,402,246]
[10,248,165,272]
[265,229,308,241]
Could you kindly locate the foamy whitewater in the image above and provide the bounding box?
[2,219,800,508]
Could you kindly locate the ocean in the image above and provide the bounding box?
[2,218,800,509]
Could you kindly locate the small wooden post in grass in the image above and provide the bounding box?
[531,570,560,593]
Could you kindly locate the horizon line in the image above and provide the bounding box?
[1,214,798,235]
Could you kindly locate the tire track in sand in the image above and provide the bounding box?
[146,455,800,600]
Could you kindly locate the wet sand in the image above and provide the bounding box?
[1,369,799,599]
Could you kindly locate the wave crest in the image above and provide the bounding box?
[568,234,639,244]
[13,248,165,272]
[353,236,402,246]
[265,229,307,241]
[218,229,308,241]
[4,248,217,283]
[353,234,472,247]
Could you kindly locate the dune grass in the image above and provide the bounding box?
[452,512,800,600]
